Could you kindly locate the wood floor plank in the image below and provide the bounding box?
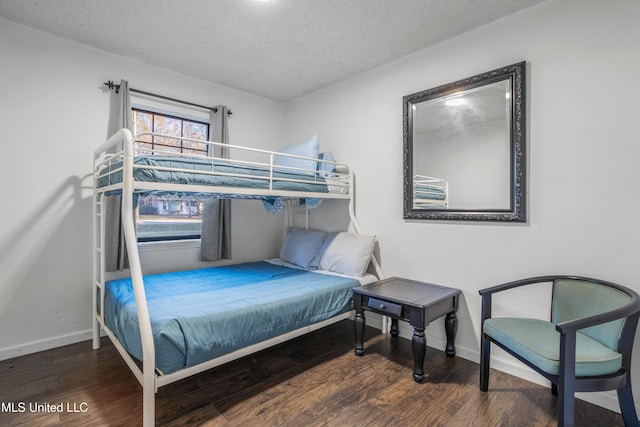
[0,320,626,426]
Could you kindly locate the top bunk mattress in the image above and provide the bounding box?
[97,156,337,195]
[104,261,361,375]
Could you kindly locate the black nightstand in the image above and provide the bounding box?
[352,277,461,383]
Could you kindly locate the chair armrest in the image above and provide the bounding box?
[479,275,565,297]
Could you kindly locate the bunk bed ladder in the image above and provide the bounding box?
[92,186,105,349]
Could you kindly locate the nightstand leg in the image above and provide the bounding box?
[445,311,457,357]
[412,327,426,383]
[390,318,399,337]
[354,309,365,356]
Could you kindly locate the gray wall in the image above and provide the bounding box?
[0,18,286,358]
[285,0,640,413]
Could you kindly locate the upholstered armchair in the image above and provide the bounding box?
[479,276,640,427]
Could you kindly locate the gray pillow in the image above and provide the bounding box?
[279,228,328,269]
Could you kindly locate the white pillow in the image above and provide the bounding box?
[274,135,319,175]
[317,232,376,276]
[279,228,328,269]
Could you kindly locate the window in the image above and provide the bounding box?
[133,109,209,242]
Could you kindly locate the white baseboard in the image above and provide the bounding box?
[0,329,102,361]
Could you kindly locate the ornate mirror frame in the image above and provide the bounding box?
[403,61,526,222]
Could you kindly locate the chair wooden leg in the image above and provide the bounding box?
[480,333,490,391]
[617,378,640,426]
[557,330,577,427]
[557,384,575,427]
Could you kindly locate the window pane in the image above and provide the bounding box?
[183,139,208,153]
[134,111,153,142]
[154,116,182,136]
[183,122,208,154]
[162,145,183,154]
[136,142,153,155]
[184,122,208,140]
[131,108,209,241]
[153,116,182,150]
[183,148,207,156]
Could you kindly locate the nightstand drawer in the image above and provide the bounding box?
[367,297,402,317]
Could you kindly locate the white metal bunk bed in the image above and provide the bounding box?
[413,174,448,208]
[92,129,383,426]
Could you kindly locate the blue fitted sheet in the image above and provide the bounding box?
[104,261,359,374]
[98,155,330,194]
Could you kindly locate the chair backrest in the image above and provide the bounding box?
[552,278,631,350]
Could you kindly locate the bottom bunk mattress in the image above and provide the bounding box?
[104,261,361,374]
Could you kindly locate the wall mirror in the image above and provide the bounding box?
[403,61,526,222]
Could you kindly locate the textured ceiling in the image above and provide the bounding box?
[0,0,545,101]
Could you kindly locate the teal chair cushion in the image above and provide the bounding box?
[483,317,622,376]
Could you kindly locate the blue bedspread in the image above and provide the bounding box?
[104,261,358,374]
[98,156,330,194]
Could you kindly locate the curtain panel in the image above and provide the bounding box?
[201,106,232,261]
[105,79,133,272]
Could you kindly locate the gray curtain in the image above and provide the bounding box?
[105,79,133,272]
[201,106,232,261]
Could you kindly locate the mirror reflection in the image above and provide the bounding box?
[412,79,511,210]
[403,62,526,222]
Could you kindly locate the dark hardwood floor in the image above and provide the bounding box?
[0,320,625,426]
